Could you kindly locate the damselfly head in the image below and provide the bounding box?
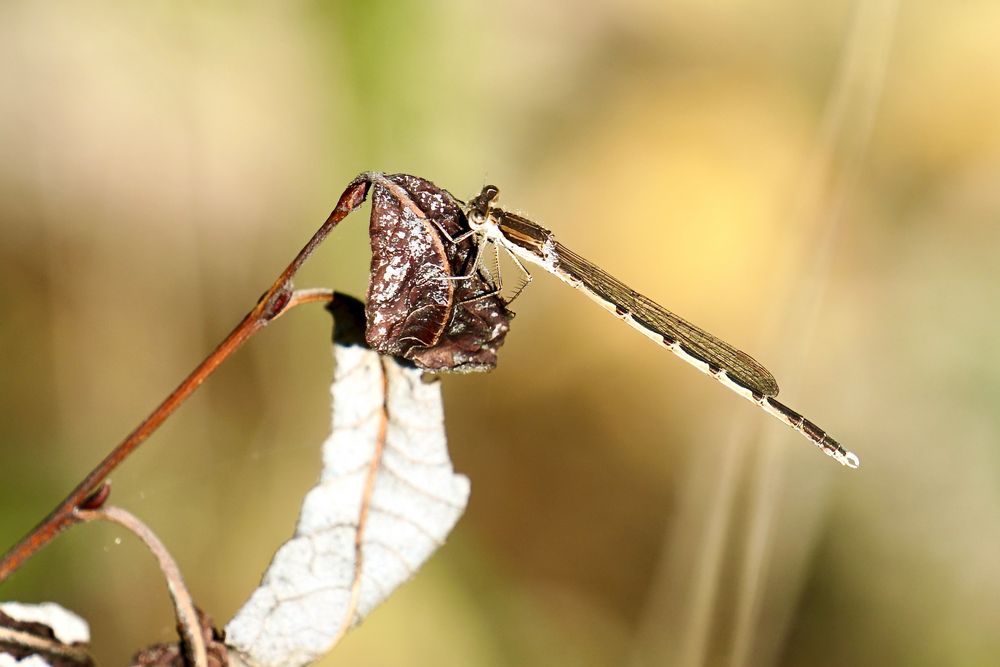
[467,184,501,230]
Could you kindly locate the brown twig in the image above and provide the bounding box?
[0,627,94,666]
[0,626,93,665]
[75,506,207,667]
[0,176,371,583]
[275,287,337,317]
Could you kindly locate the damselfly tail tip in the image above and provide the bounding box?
[835,449,861,469]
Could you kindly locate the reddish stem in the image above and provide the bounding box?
[0,177,370,583]
[76,506,208,667]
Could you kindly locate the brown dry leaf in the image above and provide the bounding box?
[365,172,513,373]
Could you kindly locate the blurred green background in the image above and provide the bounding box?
[2,1,999,665]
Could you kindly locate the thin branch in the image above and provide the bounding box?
[274,288,337,319]
[75,506,207,667]
[0,177,371,583]
[0,626,92,665]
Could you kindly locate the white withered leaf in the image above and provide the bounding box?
[225,342,469,667]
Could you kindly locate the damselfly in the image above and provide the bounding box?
[447,185,859,468]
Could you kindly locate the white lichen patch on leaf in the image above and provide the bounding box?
[369,205,449,312]
[224,343,469,667]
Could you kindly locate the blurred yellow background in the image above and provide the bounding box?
[2,1,999,665]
